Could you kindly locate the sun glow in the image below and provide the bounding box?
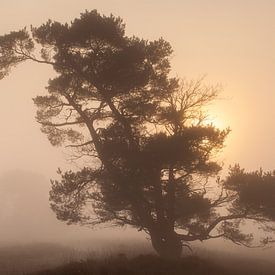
[204,116,226,129]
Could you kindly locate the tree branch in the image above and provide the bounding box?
[38,120,84,127]
[65,140,93,148]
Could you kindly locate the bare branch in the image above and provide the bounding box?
[38,120,84,127]
[65,140,94,148]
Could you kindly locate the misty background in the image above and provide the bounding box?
[0,0,275,266]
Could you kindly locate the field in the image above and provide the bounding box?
[0,241,274,275]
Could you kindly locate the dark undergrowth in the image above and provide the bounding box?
[29,254,233,275]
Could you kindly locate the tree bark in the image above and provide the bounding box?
[150,229,182,259]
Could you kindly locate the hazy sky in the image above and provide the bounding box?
[1,0,275,178]
[0,0,275,252]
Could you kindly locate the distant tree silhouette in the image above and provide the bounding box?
[0,10,275,258]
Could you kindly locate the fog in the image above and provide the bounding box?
[0,170,274,271]
[0,170,82,244]
[0,170,144,247]
[0,1,275,274]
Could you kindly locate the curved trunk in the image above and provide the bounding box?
[150,230,182,259]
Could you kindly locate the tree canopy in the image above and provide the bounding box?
[1,10,275,258]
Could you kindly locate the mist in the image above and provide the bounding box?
[1,1,275,275]
[0,170,274,274]
[0,170,144,246]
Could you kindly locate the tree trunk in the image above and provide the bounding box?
[150,229,182,259]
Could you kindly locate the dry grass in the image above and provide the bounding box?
[0,242,274,275]
[29,254,231,275]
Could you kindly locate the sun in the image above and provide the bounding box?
[204,116,226,129]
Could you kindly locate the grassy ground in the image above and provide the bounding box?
[0,242,274,275]
[0,243,70,275]
[29,254,232,275]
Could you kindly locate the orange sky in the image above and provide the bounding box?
[0,0,275,178]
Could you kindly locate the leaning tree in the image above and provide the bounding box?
[1,10,275,258]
